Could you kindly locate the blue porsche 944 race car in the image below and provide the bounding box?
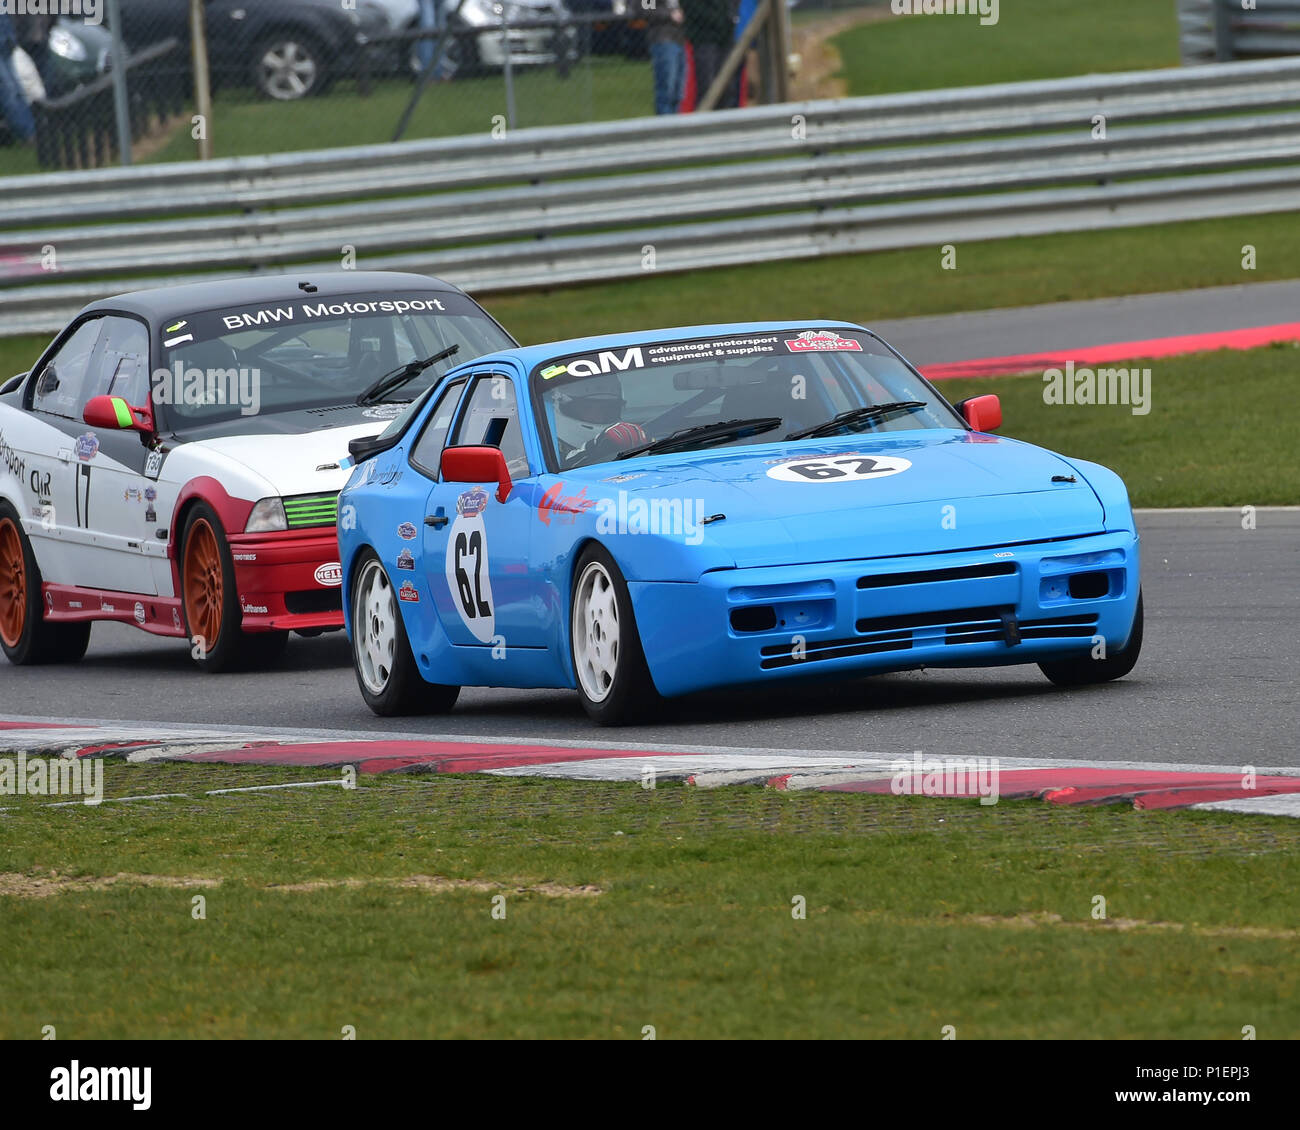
[338,322,1142,724]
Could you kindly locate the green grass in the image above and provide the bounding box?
[832,0,1180,97]
[149,64,651,163]
[939,342,1300,507]
[2,762,1297,1039]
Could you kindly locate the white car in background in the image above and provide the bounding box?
[0,272,514,672]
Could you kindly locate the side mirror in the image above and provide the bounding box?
[440,445,512,503]
[957,394,1001,433]
[83,394,153,433]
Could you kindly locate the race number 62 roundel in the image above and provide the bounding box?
[444,488,495,643]
[767,454,912,483]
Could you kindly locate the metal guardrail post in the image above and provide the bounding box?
[1214,0,1235,61]
[105,0,133,165]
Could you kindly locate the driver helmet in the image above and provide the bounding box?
[554,374,629,451]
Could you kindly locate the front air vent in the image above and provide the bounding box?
[283,492,339,529]
[857,562,1015,589]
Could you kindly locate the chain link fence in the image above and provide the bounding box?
[0,0,887,174]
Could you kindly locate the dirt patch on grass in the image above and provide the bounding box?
[956,912,1299,940]
[268,875,602,897]
[0,872,221,898]
[790,7,891,101]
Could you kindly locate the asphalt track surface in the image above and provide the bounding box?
[2,510,1295,768]
[872,279,1300,368]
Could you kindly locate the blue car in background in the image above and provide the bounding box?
[338,322,1143,724]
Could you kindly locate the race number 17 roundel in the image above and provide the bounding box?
[766,454,912,483]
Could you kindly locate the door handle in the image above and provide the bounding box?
[425,513,448,528]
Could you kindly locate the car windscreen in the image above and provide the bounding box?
[153,291,514,431]
[532,329,965,471]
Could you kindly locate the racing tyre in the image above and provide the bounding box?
[0,502,91,665]
[1039,590,1143,687]
[352,552,459,716]
[181,503,284,673]
[570,544,660,725]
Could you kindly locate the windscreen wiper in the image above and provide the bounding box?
[615,416,782,460]
[785,401,927,440]
[356,344,459,406]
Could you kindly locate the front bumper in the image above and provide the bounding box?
[629,531,1140,697]
[226,528,344,633]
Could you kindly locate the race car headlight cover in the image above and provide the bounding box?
[245,498,289,533]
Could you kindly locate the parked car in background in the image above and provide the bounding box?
[413,0,581,76]
[114,0,391,100]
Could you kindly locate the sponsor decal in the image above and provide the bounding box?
[124,487,144,504]
[362,405,404,421]
[218,297,447,333]
[69,601,83,610]
[994,551,1014,558]
[164,333,194,348]
[456,487,489,518]
[396,549,415,571]
[784,330,863,353]
[133,602,146,626]
[242,603,269,615]
[75,433,99,461]
[766,454,912,483]
[314,562,343,587]
[398,581,420,603]
[100,601,115,613]
[144,487,157,502]
[145,507,157,524]
[232,552,258,563]
[144,451,164,479]
[0,430,26,480]
[397,521,418,540]
[602,472,645,484]
[46,592,53,613]
[165,320,189,335]
[540,364,568,380]
[538,482,596,525]
[29,469,51,498]
[172,608,182,632]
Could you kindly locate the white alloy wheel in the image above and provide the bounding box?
[572,559,621,704]
[355,559,398,695]
[258,40,319,100]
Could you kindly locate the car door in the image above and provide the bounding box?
[21,315,108,588]
[29,314,159,597]
[417,370,542,649]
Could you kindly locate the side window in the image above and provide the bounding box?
[451,375,529,480]
[95,317,151,406]
[409,380,466,478]
[30,318,105,419]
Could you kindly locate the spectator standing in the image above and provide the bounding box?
[681,0,737,109]
[646,0,685,115]
[415,0,455,81]
[0,10,37,145]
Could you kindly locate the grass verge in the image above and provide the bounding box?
[831,0,1180,97]
[2,760,1297,1039]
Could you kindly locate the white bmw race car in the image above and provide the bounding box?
[0,272,515,671]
